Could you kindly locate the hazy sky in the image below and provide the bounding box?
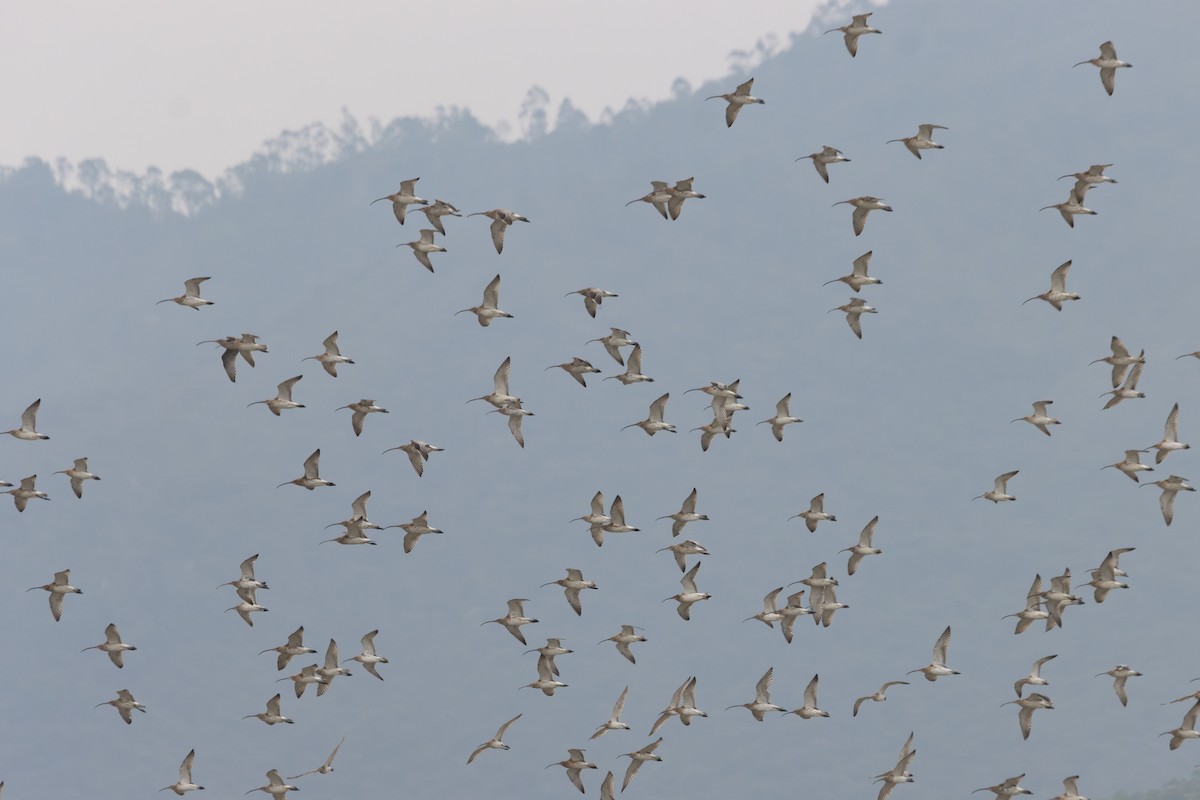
[0,0,867,176]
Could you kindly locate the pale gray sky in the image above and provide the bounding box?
[0,0,869,176]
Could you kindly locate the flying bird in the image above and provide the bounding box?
[482,599,538,645]
[276,449,334,490]
[834,196,892,236]
[370,177,428,223]
[1074,41,1132,96]
[825,12,881,57]
[604,343,654,385]
[1141,474,1195,526]
[27,568,81,621]
[824,251,882,292]
[784,674,830,719]
[591,686,631,739]
[565,287,619,318]
[1096,665,1142,706]
[618,737,664,791]
[259,626,317,672]
[907,626,959,681]
[288,737,345,779]
[973,470,1018,502]
[790,493,837,532]
[4,399,49,440]
[853,680,909,717]
[415,198,462,234]
[840,516,882,575]
[242,694,293,726]
[82,623,136,668]
[1011,401,1061,436]
[546,749,597,794]
[157,276,213,309]
[546,357,602,387]
[457,274,513,326]
[382,440,443,476]
[96,688,147,724]
[4,474,50,511]
[830,297,877,338]
[586,327,637,366]
[796,146,850,183]
[160,749,204,795]
[887,124,948,159]
[467,208,530,253]
[600,625,646,665]
[468,714,522,764]
[397,229,446,272]
[705,78,765,127]
[1023,261,1079,310]
[343,630,389,679]
[664,561,712,620]
[1145,403,1190,463]
[541,568,598,616]
[1101,362,1145,409]
[666,178,705,220]
[622,393,675,435]
[1001,693,1053,740]
[196,333,268,382]
[1014,654,1058,697]
[1040,189,1095,228]
[247,375,305,415]
[333,400,388,438]
[303,331,354,377]
[725,667,789,720]
[53,457,101,498]
[625,181,673,219]
[467,356,520,407]
[244,770,299,799]
[1089,336,1142,388]
[656,488,709,537]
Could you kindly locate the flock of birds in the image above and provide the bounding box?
[2,7,1195,800]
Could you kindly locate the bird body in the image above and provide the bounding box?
[82,623,137,668]
[1023,261,1079,310]
[458,274,513,325]
[623,392,675,435]
[277,449,334,490]
[382,439,443,476]
[601,624,646,664]
[974,470,1018,502]
[4,399,49,440]
[706,78,765,127]
[468,208,530,253]
[96,688,147,724]
[371,177,428,223]
[303,331,354,377]
[157,276,213,309]
[887,124,948,159]
[398,228,446,272]
[796,146,850,183]
[343,630,389,679]
[1074,41,1131,95]
[5,474,50,511]
[834,196,892,236]
[468,714,522,763]
[825,12,881,57]
[483,599,538,645]
[907,626,959,681]
[28,569,81,620]
[248,375,305,415]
